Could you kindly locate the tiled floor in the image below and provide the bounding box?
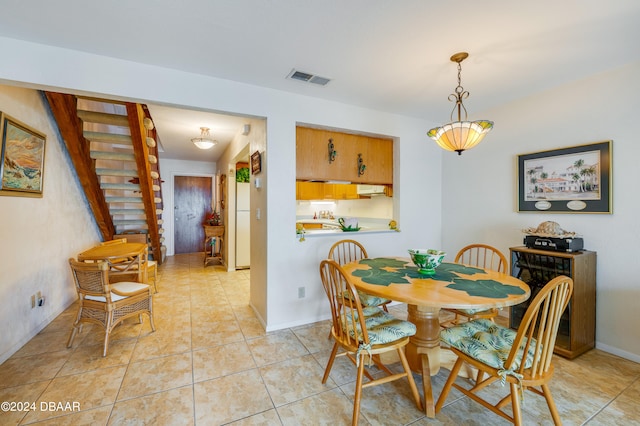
[1,253,639,425]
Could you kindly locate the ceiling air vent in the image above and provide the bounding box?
[286,69,331,86]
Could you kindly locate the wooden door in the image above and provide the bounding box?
[174,176,212,254]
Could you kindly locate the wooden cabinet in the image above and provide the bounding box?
[509,246,596,359]
[296,126,393,184]
[296,181,361,200]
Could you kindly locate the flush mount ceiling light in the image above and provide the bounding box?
[191,127,217,150]
[427,52,493,155]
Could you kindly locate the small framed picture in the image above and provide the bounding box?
[251,150,262,175]
[517,140,612,213]
[0,113,47,197]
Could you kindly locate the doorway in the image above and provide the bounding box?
[174,175,212,254]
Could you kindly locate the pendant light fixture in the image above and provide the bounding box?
[191,127,217,150]
[427,52,493,155]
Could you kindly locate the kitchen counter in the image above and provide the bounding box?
[296,217,396,236]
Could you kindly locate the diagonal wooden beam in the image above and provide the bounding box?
[126,103,162,264]
[44,92,114,240]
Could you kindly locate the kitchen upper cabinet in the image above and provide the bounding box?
[296,126,393,184]
[296,181,360,200]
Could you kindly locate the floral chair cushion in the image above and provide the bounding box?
[440,318,538,371]
[343,307,416,345]
[357,290,391,308]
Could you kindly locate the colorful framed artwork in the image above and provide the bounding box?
[251,150,262,175]
[0,113,46,197]
[517,141,612,213]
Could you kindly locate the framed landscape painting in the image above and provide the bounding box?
[517,141,612,213]
[0,113,46,197]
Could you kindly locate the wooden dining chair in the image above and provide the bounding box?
[435,275,573,425]
[328,239,391,311]
[67,258,156,356]
[319,259,422,425]
[441,244,508,327]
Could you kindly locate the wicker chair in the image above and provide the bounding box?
[67,258,156,356]
[328,239,391,311]
[319,259,422,425]
[435,275,573,425]
[114,233,158,293]
[441,244,508,327]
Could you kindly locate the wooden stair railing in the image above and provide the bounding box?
[44,92,165,264]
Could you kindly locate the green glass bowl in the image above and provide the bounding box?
[408,249,446,276]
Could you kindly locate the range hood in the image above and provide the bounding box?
[356,184,386,195]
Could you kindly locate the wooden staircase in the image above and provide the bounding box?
[45,92,165,264]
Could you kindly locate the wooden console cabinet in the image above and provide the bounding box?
[509,246,596,359]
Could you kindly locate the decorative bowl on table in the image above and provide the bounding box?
[408,249,446,276]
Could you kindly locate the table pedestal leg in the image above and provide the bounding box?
[405,304,440,418]
[405,304,441,374]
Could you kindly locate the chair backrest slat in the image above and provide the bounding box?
[506,275,573,378]
[320,259,369,350]
[455,244,507,273]
[328,239,368,266]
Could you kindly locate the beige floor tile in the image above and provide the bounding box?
[0,381,49,425]
[349,375,430,425]
[11,330,80,358]
[58,338,137,376]
[247,330,310,367]
[312,348,361,387]
[117,352,193,401]
[192,341,256,383]
[237,316,267,339]
[194,369,273,424]
[108,385,194,425]
[260,354,337,406]
[589,378,640,425]
[0,351,69,389]
[191,320,245,350]
[22,365,126,423]
[291,321,334,354]
[226,408,282,425]
[130,329,191,362]
[276,388,359,426]
[25,405,112,426]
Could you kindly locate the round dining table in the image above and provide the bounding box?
[341,257,530,416]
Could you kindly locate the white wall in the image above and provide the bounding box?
[0,85,100,363]
[441,62,640,362]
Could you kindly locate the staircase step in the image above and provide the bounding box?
[96,168,138,177]
[154,197,162,203]
[77,110,129,126]
[114,219,148,226]
[84,131,132,145]
[110,209,146,215]
[101,183,140,191]
[150,171,159,179]
[152,184,161,191]
[106,196,142,203]
[91,151,135,161]
[146,137,156,148]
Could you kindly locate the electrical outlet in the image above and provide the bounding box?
[298,286,305,298]
[31,294,36,309]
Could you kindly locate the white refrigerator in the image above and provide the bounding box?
[235,182,251,269]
